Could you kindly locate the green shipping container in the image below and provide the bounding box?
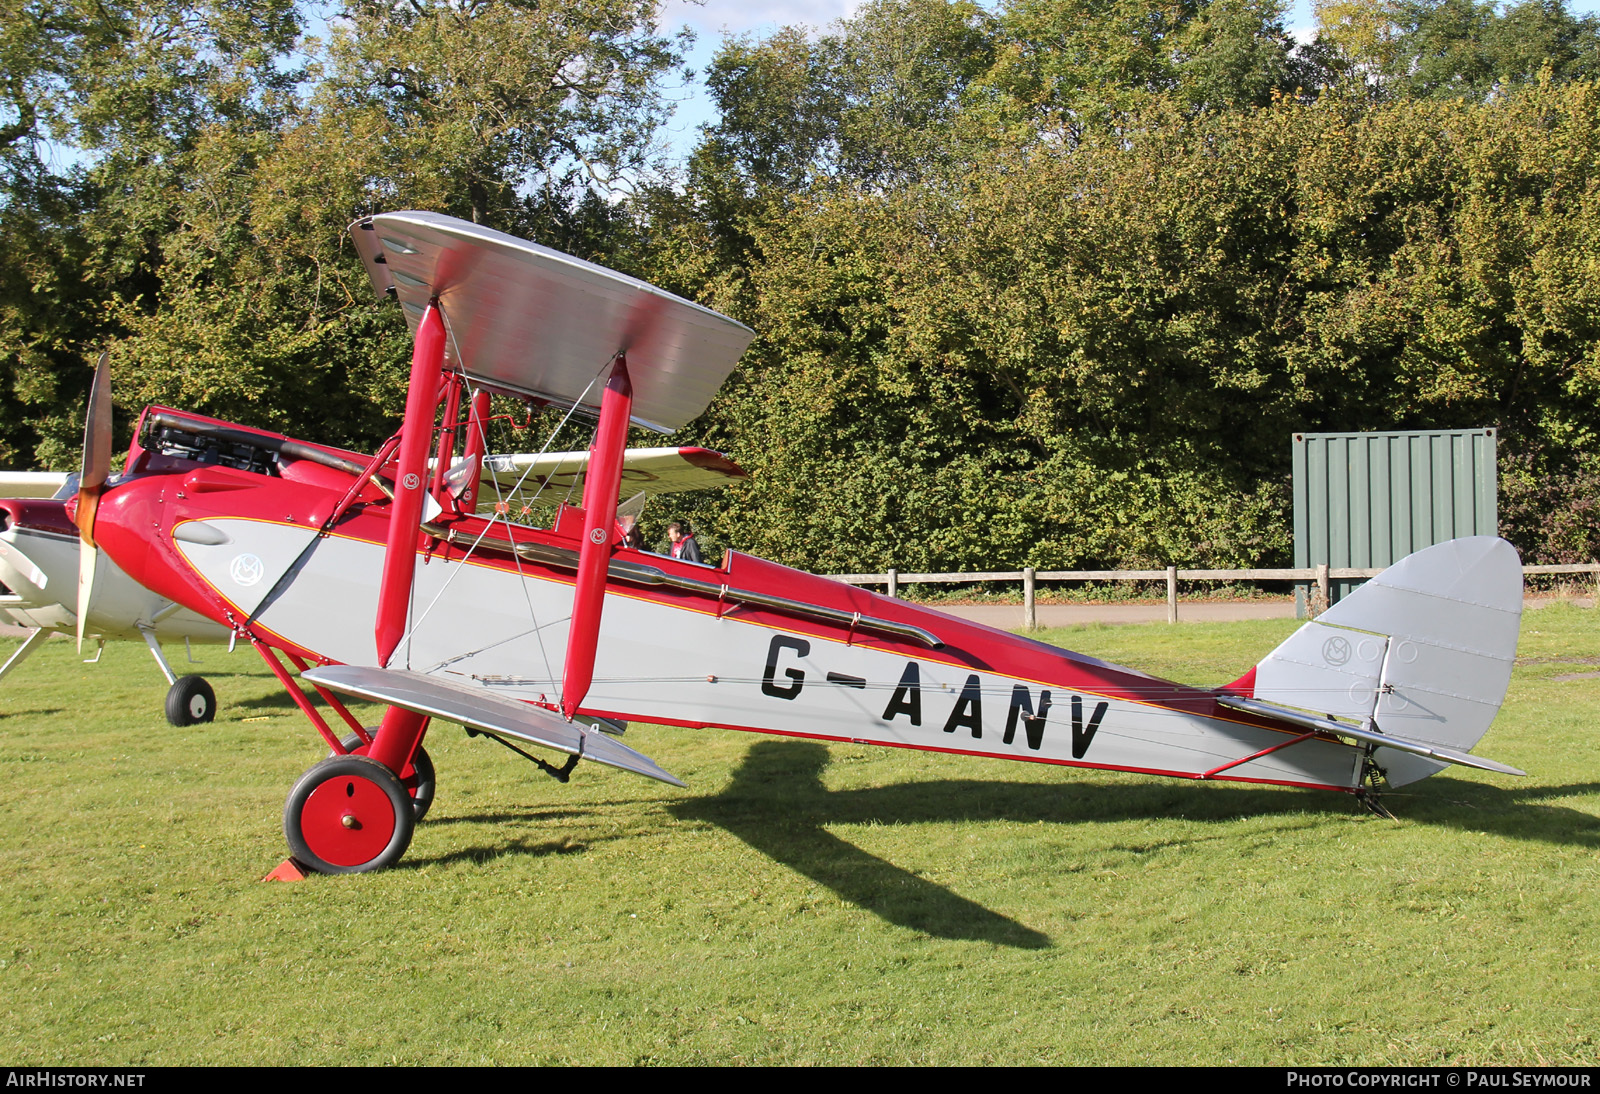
[1293,429,1498,613]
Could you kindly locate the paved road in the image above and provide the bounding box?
[930,595,1593,629]
[926,600,1297,628]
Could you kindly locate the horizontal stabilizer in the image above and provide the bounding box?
[302,665,685,788]
[1216,694,1525,777]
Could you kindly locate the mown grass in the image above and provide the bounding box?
[1,607,1597,1065]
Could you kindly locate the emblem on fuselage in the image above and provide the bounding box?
[229,553,265,587]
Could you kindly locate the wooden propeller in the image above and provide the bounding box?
[74,351,111,652]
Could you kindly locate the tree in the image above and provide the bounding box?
[77,0,690,452]
[669,80,1600,570]
[1313,0,1406,87]
[0,0,303,466]
[1311,0,1600,99]
[982,0,1306,135]
[320,0,689,225]
[693,0,996,197]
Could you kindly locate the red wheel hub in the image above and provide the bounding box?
[299,774,399,867]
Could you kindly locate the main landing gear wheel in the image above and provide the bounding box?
[334,733,435,821]
[284,755,415,874]
[165,675,216,727]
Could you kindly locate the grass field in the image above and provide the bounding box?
[1,608,1597,1065]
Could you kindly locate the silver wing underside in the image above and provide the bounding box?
[303,664,686,788]
[350,211,755,433]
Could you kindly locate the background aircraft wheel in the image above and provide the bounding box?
[334,732,435,821]
[284,755,415,874]
[165,675,216,727]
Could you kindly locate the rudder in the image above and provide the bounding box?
[1235,537,1522,787]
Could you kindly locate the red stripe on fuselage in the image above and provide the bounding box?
[93,422,1308,750]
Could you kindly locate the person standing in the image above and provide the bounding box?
[667,521,701,564]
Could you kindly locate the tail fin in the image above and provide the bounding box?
[1228,537,1523,787]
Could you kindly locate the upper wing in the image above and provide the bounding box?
[350,212,754,433]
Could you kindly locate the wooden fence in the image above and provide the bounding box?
[827,563,1600,628]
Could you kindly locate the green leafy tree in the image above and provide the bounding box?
[0,0,302,467]
[670,80,1600,570]
[321,0,689,224]
[982,0,1306,135]
[1312,0,1600,99]
[693,0,996,197]
[98,0,690,449]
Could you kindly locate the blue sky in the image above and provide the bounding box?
[653,0,1600,162]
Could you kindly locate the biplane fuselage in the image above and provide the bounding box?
[92,406,1365,795]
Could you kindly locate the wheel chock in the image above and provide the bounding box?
[263,857,311,882]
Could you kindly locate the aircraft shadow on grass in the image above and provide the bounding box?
[374,731,1597,947]
[1,706,63,720]
[234,688,383,716]
[421,835,589,869]
[662,741,1600,948]
[671,740,1054,950]
[1388,777,1600,848]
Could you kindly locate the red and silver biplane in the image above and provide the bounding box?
[0,443,741,725]
[63,212,1525,875]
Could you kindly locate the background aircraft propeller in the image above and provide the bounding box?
[74,351,112,651]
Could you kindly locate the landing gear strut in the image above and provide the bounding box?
[140,626,215,726]
[1356,753,1396,819]
[336,732,435,821]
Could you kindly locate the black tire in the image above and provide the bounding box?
[165,675,216,727]
[334,731,435,822]
[284,754,415,875]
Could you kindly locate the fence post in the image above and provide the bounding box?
[1023,567,1036,630]
[1166,565,1178,624]
[887,568,898,599]
[1314,563,1330,617]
